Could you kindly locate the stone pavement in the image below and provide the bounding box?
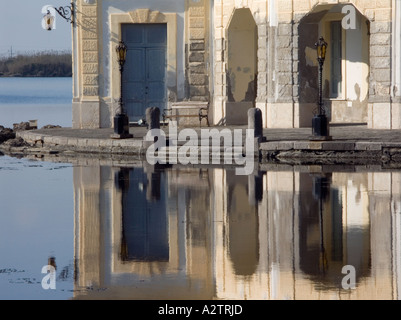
[15,123,401,141]
[5,123,401,164]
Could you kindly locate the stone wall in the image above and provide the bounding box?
[367,0,393,128]
[213,0,269,125]
[186,0,210,102]
[71,0,399,130]
[72,0,101,129]
[212,0,396,129]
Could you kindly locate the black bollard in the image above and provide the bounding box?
[146,107,160,130]
[248,108,264,143]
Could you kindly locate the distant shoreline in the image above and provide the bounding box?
[0,75,72,78]
[0,51,72,78]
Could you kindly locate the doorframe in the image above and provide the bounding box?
[110,10,177,115]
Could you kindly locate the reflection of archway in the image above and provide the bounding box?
[226,8,258,125]
[227,174,259,276]
[297,3,370,126]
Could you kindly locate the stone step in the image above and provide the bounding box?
[145,146,256,163]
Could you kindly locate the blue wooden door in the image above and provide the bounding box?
[122,24,167,122]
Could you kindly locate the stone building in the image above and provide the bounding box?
[71,0,401,129]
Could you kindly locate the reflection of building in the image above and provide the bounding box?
[214,169,397,300]
[72,0,400,129]
[72,161,401,300]
[73,163,215,299]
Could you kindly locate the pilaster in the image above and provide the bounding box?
[186,0,210,102]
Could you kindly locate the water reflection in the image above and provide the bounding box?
[72,163,401,300]
[118,166,169,262]
[300,173,370,290]
[227,173,260,277]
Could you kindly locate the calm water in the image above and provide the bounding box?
[0,78,400,301]
[0,77,72,128]
[1,151,401,300]
[0,155,74,300]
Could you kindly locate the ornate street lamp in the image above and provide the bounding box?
[111,40,133,139]
[42,2,74,31]
[116,40,128,72]
[311,37,332,141]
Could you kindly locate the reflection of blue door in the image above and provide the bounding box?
[121,168,169,262]
[122,24,167,122]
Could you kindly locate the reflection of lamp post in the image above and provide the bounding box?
[312,173,331,274]
[111,40,133,139]
[311,37,332,141]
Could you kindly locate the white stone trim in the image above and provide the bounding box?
[393,0,401,97]
[109,10,177,114]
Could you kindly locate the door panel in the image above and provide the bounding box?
[124,48,145,113]
[147,48,166,102]
[125,102,144,119]
[146,24,168,44]
[124,48,144,82]
[147,48,166,80]
[122,24,167,122]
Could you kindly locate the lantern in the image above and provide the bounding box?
[116,41,128,71]
[43,10,55,31]
[315,36,328,61]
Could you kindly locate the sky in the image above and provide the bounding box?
[0,0,72,57]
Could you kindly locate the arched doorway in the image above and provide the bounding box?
[226,8,258,125]
[298,3,370,125]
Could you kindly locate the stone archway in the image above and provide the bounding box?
[297,3,370,126]
[225,8,258,125]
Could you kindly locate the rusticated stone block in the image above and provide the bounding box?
[82,29,98,39]
[83,63,99,74]
[81,6,97,17]
[83,52,98,63]
[189,74,208,86]
[189,52,204,63]
[190,28,205,40]
[190,41,205,51]
[83,75,99,86]
[82,40,98,51]
[189,7,205,17]
[189,62,206,74]
[83,86,99,96]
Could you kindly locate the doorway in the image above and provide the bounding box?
[226,8,258,125]
[122,24,167,122]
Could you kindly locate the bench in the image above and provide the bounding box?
[162,101,209,127]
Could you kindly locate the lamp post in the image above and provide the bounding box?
[111,40,133,139]
[311,37,332,141]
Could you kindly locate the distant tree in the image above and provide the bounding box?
[0,51,72,77]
